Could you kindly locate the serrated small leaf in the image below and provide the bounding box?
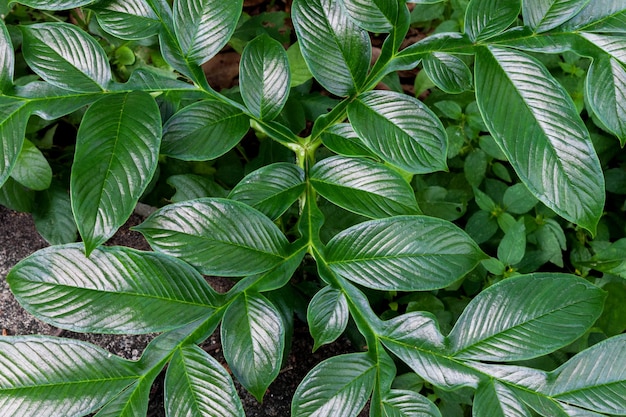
[465,0,521,41]
[161,99,250,161]
[341,0,399,32]
[348,90,448,174]
[586,56,626,144]
[382,389,442,417]
[33,184,77,245]
[307,286,349,351]
[10,139,51,191]
[0,19,14,93]
[325,216,485,291]
[90,0,161,40]
[0,97,28,188]
[473,380,531,417]
[167,174,228,202]
[522,0,589,33]
[422,53,472,94]
[21,22,111,92]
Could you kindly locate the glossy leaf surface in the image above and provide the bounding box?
[307,286,349,350]
[0,20,13,93]
[382,389,442,417]
[168,174,228,202]
[473,380,530,417]
[422,53,472,94]
[33,184,78,245]
[0,98,28,188]
[559,1,626,31]
[15,0,95,9]
[90,0,161,40]
[341,0,399,32]
[464,0,521,41]
[320,123,376,158]
[10,139,51,191]
[522,0,589,33]
[93,378,153,417]
[586,56,626,144]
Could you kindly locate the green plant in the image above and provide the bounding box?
[1,0,626,415]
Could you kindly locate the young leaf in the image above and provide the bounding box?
[422,53,473,94]
[320,123,377,158]
[497,218,526,266]
[15,0,95,9]
[0,20,13,93]
[21,23,111,92]
[135,198,290,276]
[325,216,485,291]
[341,0,399,33]
[0,97,28,188]
[90,0,162,40]
[221,293,284,401]
[9,139,52,191]
[464,0,521,42]
[240,34,291,121]
[307,286,349,351]
[291,353,377,417]
[348,90,448,174]
[161,99,249,161]
[0,336,138,417]
[522,0,589,33]
[382,389,442,417]
[473,380,531,417]
[475,46,604,234]
[165,345,245,417]
[448,273,606,361]
[71,91,161,254]
[292,0,371,96]
[7,244,219,333]
[33,184,78,245]
[586,56,626,144]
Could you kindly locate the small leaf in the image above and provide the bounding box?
[292,0,371,96]
[33,184,78,245]
[448,273,606,361]
[307,286,349,351]
[0,97,29,188]
[497,218,526,265]
[221,293,284,401]
[21,22,111,92]
[320,123,377,158]
[581,238,626,278]
[422,53,472,94]
[382,389,442,417]
[291,353,376,417]
[240,34,290,121]
[0,19,14,93]
[161,99,249,161]
[586,56,626,144]
[14,0,96,9]
[464,0,521,41]
[341,0,399,32]
[503,183,537,214]
[348,91,448,174]
[10,139,51,191]
[473,380,531,417]
[522,0,589,33]
[325,216,485,291]
[90,0,162,40]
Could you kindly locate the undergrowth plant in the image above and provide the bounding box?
[1,0,626,415]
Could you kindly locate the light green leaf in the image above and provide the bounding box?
[71,91,161,254]
[292,0,371,96]
[497,218,525,265]
[33,184,78,245]
[586,56,626,144]
[10,139,51,191]
[0,97,28,188]
[135,198,290,276]
[166,345,244,417]
[0,19,13,93]
[7,244,218,333]
[240,34,290,121]
[21,22,111,92]
[382,389,442,417]
[161,99,249,161]
[348,90,448,174]
[522,0,589,33]
[473,380,531,417]
[559,1,626,32]
[325,216,485,291]
[0,336,138,417]
[475,46,604,234]
[341,0,399,32]
[90,0,161,40]
[422,53,472,94]
[307,286,349,351]
[464,0,521,42]
[167,174,228,202]
[221,293,284,401]
[320,123,377,158]
[291,353,376,417]
[448,273,606,361]
[286,42,313,87]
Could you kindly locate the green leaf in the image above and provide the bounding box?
[503,183,537,214]
[307,286,349,351]
[161,99,249,161]
[464,149,488,187]
[167,174,228,202]
[448,273,606,361]
[0,97,28,188]
[21,22,111,92]
[115,67,200,93]
[422,53,472,94]
[286,42,313,87]
[292,0,371,96]
[0,176,34,212]
[473,380,531,417]
[586,56,626,144]
[578,32,626,66]
[135,198,290,276]
[341,0,399,32]
[548,334,626,414]
[522,0,589,33]
[464,0,521,41]
[15,82,101,120]
[310,156,420,219]
[475,46,604,234]
[71,91,161,254]
[0,19,13,93]
[173,0,243,65]
[320,123,377,158]
[580,238,626,278]
[166,345,245,417]
[33,184,78,245]
[7,244,219,333]
[326,216,485,291]
[10,139,51,191]
[559,1,626,32]
[382,389,442,417]
[291,353,376,417]
[93,377,153,417]
[15,0,96,8]
[595,282,626,336]
[90,0,162,40]
[221,293,284,401]
[348,91,448,174]
[497,218,526,265]
[0,336,138,417]
[240,34,290,121]
[228,163,305,220]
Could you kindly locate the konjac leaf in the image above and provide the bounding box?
[475,46,604,234]
[292,0,371,96]
[7,244,219,333]
[165,345,244,417]
[33,184,78,245]
[586,56,626,144]
[161,99,249,161]
[71,92,162,254]
[341,0,399,32]
[348,91,448,174]
[325,216,485,291]
[0,19,13,93]
[221,293,284,401]
[90,0,162,40]
[421,53,473,94]
[0,97,28,188]
[522,0,589,33]
[307,286,349,351]
[135,198,290,276]
[473,380,531,417]
[448,273,606,361]
[310,155,420,219]
[21,22,111,92]
[291,353,376,417]
[240,34,290,121]
[464,0,521,42]
[10,139,52,191]
[0,336,138,417]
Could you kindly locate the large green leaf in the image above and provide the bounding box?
[14,0,96,8]
[292,0,371,96]
[93,379,152,417]
[0,20,13,93]
[7,244,219,333]
[0,176,34,212]
[348,90,448,174]
[135,198,290,276]
[381,389,442,417]
[320,123,377,158]
[586,56,626,144]
[173,0,243,65]
[71,91,161,254]
[240,34,290,121]
[291,353,376,417]
[221,293,284,401]
[325,216,485,291]
[168,174,228,202]
[559,1,626,32]
[473,380,531,417]
[341,0,399,32]
[464,0,521,42]
[421,52,473,94]
[307,286,349,351]
[161,99,249,161]
[522,0,589,33]
[165,345,244,417]
[475,46,604,233]
[21,22,111,92]
[579,33,626,66]
[0,97,28,188]
[10,139,51,191]
[16,82,101,120]
[547,334,626,414]
[33,184,78,245]
[90,0,161,40]
[310,155,420,219]
[448,273,605,362]
[0,336,138,417]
